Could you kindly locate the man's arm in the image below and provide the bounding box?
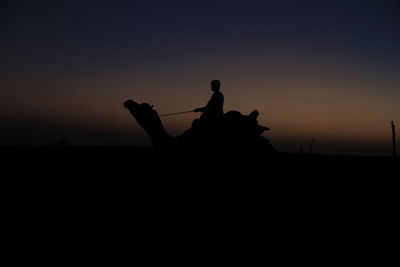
[193,107,206,112]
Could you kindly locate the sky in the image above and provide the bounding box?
[1,0,400,155]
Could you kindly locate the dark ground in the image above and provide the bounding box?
[2,146,399,266]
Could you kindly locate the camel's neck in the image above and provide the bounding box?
[125,102,173,148]
[140,120,171,148]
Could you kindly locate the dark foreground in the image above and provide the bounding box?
[2,146,399,266]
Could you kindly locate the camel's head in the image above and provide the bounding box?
[124,99,139,110]
[124,99,162,131]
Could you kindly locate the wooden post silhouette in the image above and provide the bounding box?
[392,121,397,157]
[309,138,315,153]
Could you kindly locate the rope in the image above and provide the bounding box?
[160,110,194,117]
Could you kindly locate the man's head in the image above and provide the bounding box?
[210,80,221,91]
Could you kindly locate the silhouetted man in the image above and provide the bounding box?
[194,80,224,122]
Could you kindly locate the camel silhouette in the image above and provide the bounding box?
[123,100,276,156]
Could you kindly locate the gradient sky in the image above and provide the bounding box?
[1,0,400,155]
